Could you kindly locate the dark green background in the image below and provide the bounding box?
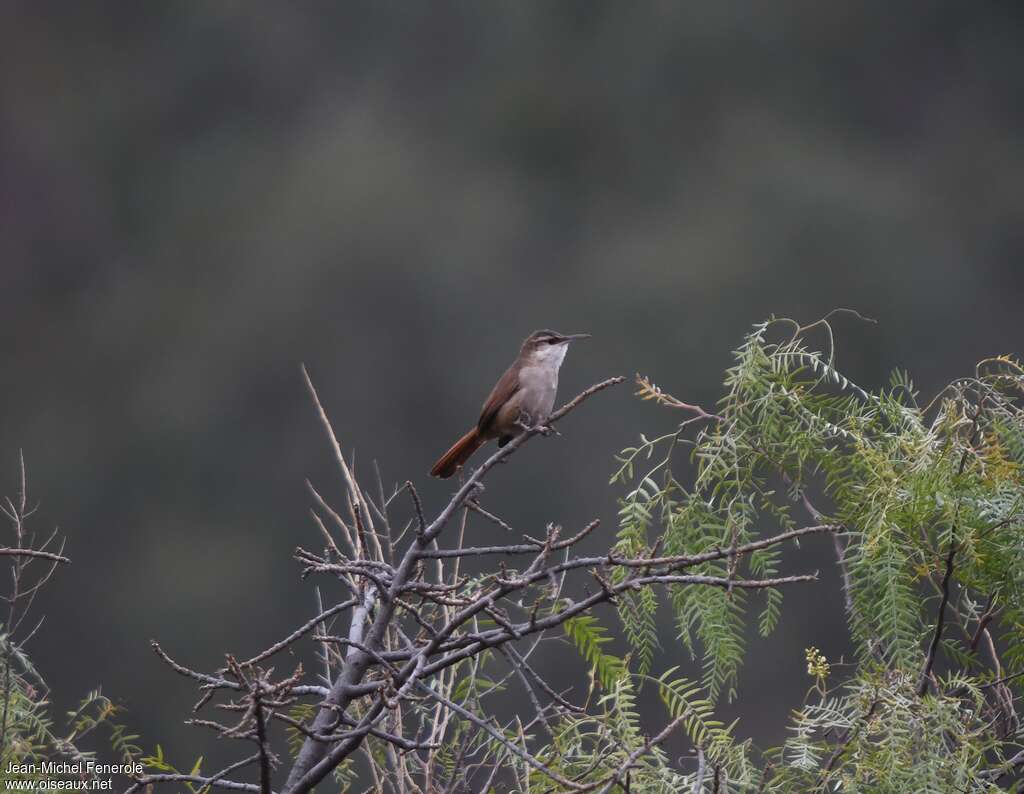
[1,1,1021,773]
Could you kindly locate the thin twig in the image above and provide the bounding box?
[0,547,69,563]
[917,541,957,697]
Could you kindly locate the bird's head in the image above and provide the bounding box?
[520,329,591,367]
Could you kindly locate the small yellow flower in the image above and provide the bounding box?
[805,646,830,680]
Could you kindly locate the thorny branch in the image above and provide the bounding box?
[138,374,822,794]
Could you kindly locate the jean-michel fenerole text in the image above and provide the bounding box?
[5,761,143,776]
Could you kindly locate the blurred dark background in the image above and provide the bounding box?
[1,0,1021,773]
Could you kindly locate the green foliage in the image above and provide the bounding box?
[0,654,142,786]
[654,668,737,763]
[770,669,1009,792]
[529,674,736,792]
[612,479,662,676]
[282,703,356,791]
[286,702,317,759]
[65,689,142,763]
[601,316,1024,790]
[139,746,209,794]
[563,612,629,692]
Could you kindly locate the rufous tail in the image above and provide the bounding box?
[430,427,485,478]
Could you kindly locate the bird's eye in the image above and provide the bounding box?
[546,338,558,345]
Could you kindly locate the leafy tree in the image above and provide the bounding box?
[608,314,1024,790]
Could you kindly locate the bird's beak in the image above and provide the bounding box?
[561,333,591,343]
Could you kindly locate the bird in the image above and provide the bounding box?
[430,329,590,478]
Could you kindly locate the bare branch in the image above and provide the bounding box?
[143,372,830,794]
[410,678,589,791]
[917,541,956,697]
[238,599,357,669]
[127,753,265,794]
[281,377,625,794]
[0,547,69,563]
[592,714,686,794]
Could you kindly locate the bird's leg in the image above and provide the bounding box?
[515,411,559,437]
[514,411,534,433]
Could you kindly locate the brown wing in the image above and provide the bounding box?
[477,364,520,435]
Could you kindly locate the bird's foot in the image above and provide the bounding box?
[514,415,534,433]
[514,413,559,437]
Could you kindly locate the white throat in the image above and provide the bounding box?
[530,343,568,371]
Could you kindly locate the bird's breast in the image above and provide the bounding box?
[517,364,558,421]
